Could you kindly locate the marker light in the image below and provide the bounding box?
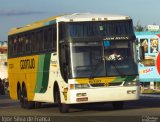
[70,84,90,89]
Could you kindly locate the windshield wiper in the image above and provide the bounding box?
[89,57,103,79]
[109,60,126,76]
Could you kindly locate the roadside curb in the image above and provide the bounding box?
[140,94,160,98]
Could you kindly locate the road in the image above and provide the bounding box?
[0,94,160,122]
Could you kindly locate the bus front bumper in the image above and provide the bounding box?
[67,86,139,104]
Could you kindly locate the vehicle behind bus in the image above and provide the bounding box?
[136,31,160,89]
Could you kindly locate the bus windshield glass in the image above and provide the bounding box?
[70,40,138,78]
[104,40,138,76]
[70,42,105,78]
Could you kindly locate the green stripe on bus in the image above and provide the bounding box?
[34,54,45,93]
[112,76,135,83]
[40,53,51,93]
[34,53,51,93]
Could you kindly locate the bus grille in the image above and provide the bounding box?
[90,82,122,87]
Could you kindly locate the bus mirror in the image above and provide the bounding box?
[53,53,57,56]
[139,46,145,61]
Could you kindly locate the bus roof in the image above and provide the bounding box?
[57,13,130,22]
[8,13,131,35]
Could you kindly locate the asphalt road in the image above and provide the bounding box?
[0,94,160,122]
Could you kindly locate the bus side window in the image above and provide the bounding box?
[8,37,13,58]
[44,28,48,51]
[53,25,57,51]
[40,30,44,51]
[13,37,17,56]
[36,30,43,52]
[31,32,36,53]
[48,28,53,50]
[25,33,31,54]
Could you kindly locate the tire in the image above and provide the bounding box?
[112,101,124,110]
[35,102,41,109]
[55,88,69,113]
[59,103,69,113]
[27,101,35,109]
[22,86,35,109]
[18,89,25,108]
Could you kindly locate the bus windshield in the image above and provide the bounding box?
[69,40,138,78]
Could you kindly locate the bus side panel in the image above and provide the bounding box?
[8,71,18,100]
[34,53,51,93]
[23,55,39,101]
[8,56,39,101]
[33,53,69,103]
[8,58,20,100]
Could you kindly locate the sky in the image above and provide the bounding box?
[0,0,160,41]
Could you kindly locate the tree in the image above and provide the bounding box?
[134,21,145,32]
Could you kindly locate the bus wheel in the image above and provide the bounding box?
[59,103,69,113]
[22,86,35,109]
[18,89,24,108]
[112,101,124,110]
[35,102,41,109]
[55,88,69,113]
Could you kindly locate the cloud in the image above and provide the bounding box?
[0,9,45,16]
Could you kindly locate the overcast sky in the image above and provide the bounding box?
[0,0,159,41]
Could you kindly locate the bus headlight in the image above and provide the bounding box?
[70,84,90,89]
[127,90,136,94]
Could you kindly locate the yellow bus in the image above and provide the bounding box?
[8,13,139,113]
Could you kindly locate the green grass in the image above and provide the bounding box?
[142,89,160,94]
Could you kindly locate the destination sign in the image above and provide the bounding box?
[103,36,134,41]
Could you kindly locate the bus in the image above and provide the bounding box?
[8,13,139,113]
[136,31,160,87]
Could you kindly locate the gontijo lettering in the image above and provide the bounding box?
[20,58,35,69]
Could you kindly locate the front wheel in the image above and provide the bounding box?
[59,103,69,113]
[55,88,69,113]
[35,102,41,109]
[112,101,124,110]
